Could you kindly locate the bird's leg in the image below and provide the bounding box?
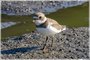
[51,36,54,48]
[42,36,49,53]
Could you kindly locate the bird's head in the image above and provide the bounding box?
[32,12,47,25]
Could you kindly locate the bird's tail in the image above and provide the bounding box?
[61,25,66,31]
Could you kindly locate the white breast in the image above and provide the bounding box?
[36,25,64,36]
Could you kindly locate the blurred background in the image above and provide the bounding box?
[1,1,89,39]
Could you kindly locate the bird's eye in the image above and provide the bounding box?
[39,16,42,19]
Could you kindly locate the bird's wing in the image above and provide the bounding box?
[47,18,66,30]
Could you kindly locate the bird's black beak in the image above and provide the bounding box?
[31,14,38,20]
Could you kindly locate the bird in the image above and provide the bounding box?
[32,12,66,53]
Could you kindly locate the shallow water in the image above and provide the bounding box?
[1,22,17,29]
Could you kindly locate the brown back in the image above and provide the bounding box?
[47,18,65,30]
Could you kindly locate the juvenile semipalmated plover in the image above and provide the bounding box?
[32,12,66,52]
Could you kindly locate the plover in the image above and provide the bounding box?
[32,12,66,53]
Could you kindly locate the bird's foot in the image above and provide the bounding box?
[42,46,49,53]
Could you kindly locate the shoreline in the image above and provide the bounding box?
[1,27,89,59]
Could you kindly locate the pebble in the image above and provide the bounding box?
[1,27,89,59]
[1,1,86,15]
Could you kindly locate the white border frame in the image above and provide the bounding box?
[0,0,89,60]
